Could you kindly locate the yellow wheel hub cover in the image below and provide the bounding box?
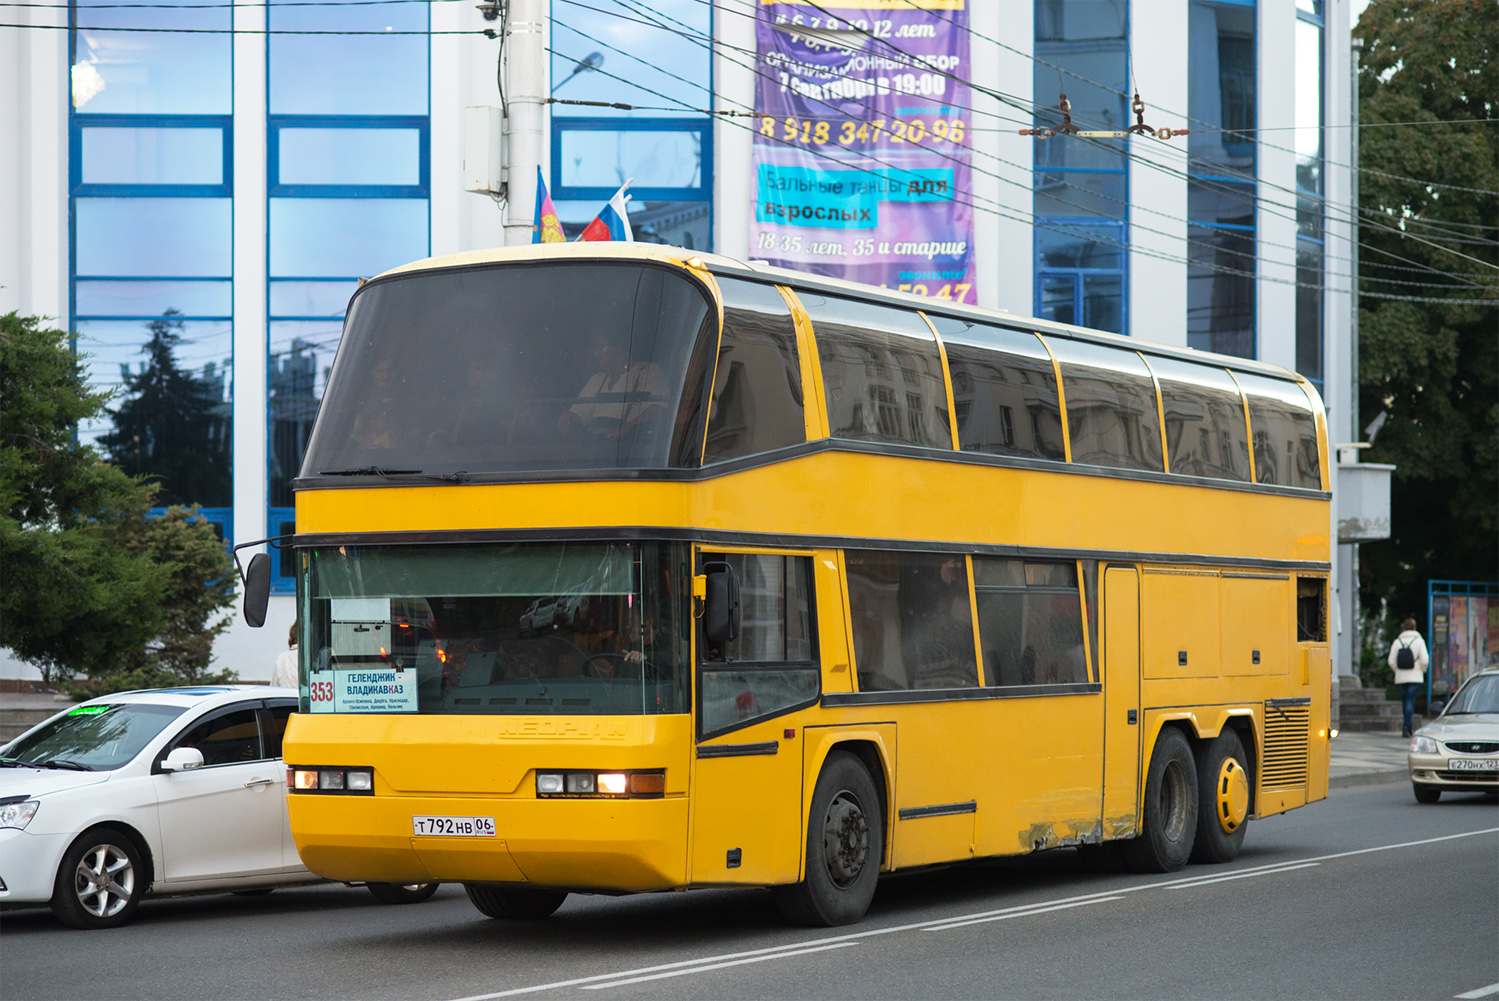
[1216,758,1250,833]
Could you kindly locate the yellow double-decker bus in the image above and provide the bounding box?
[262,242,1331,927]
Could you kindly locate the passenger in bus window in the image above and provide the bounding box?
[353,357,407,450]
[558,336,668,439]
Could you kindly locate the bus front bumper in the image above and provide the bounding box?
[288,794,689,893]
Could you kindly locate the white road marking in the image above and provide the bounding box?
[1456,983,1499,1000]
[444,826,1499,1001]
[1164,862,1320,890]
[921,896,1124,931]
[580,941,860,989]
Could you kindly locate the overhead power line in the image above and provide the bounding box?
[554,3,1497,289]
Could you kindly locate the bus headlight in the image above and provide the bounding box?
[288,766,374,794]
[535,770,665,799]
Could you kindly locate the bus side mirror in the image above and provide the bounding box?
[243,553,271,628]
[704,563,740,644]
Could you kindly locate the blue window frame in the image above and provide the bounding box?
[69,8,234,515]
[1033,0,1129,336]
[268,116,429,198]
[1187,0,1257,359]
[265,2,429,591]
[1294,0,1325,388]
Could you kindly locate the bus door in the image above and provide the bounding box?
[689,550,820,886]
[1102,565,1142,838]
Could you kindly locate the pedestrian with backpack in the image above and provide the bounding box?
[1387,617,1430,738]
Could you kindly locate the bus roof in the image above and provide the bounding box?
[370,243,1313,391]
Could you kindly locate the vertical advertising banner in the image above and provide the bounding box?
[752,1,975,304]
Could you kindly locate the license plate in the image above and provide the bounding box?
[1447,758,1499,772]
[412,815,497,837]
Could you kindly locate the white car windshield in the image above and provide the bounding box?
[1,703,188,771]
[1444,675,1499,716]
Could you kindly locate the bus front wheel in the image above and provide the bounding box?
[1121,727,1198,873]
[772,751,882,927]
[464,884,567,919]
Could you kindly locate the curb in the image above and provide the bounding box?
[1329,768,1407,790]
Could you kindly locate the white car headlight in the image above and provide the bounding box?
[0,799,38,830]
[1410,735,1439,754]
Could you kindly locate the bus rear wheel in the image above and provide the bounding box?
[464,884,567,919]
[1121,727,1198,873]
[1190,728,1250,864]
[772,751,882,927]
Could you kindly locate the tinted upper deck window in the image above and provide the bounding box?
[703,279,806,464]
[803,295,952,450]
[301,262,716,476]
[1234,371,1321,489]
[927,316,1066,461]
[1048,337,1164,472]
[1149,356,1251,482]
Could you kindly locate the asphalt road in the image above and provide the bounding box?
[5,783,1496,1001]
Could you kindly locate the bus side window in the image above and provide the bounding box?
[699,554,819,738]
[926,316,1066,462]
[800,295,952,450]
[1147,356,1252,482]
[1233,371,1322,490]
[703,280,806,464]
[845,550,979,692]
[1296,578,1327,642]
[972,558,1089,687]
[1047,337,1164,473]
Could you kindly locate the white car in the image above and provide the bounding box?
[0,685,435,929]
[1408,668,1499,804]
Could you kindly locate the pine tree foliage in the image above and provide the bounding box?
[0,312,236,691]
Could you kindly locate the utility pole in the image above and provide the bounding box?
[503,0,545,246]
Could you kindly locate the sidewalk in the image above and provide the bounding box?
[1329,728,1412,790]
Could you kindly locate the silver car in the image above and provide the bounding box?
[1408,668,1499,804]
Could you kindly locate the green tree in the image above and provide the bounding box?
[0,312,236,692]
[99,311,232,508]
[1354,0,1499,630]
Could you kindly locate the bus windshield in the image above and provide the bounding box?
[302,262,717,477]
[301,541,692,716]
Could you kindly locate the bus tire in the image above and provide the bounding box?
[772,751,882,927]
[1121,727,1198,873]
[464,884,567,919]
[1190,728,1250,864]
[367,881,439,905]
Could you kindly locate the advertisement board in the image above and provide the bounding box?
[751,1,975,303]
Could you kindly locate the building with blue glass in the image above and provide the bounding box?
[0,0,1358,683]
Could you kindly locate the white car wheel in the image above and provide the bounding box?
[52,828,145,930]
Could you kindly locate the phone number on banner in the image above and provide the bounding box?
[759,116,966,147]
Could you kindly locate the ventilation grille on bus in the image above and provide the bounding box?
[1261,700,1311,789]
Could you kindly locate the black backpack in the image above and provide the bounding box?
[1395,637,1416,671]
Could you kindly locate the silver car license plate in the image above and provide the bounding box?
[1446,758,1499,772]
[412,815,497,837]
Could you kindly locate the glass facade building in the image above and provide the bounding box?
[1033,0,1129,335]
[266,0,431,587]
[70,0,235,536]
[1187,0,1257,358]
[1294,0,1325,390]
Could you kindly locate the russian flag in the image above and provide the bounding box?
[578,179,634,242]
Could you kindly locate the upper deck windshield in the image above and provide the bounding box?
[300,541,692,716]
[302,262,717,477]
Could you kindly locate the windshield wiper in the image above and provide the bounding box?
[318,466,470,484]
[29,758,92,771]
